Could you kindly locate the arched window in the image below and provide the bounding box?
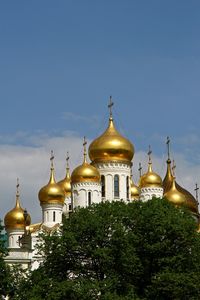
[53,211,56,222]
[126,176,129,200]
[88,192,92,206]
[114,175,119,198]
[101,175,105,198]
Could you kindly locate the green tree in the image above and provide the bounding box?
[0,220,11,297]
[13,199,200,300]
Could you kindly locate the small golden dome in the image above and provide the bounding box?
[71,138,100,184]
[164,177,187,207]
[163,158,198,214]
[4,181,31,230]
[89,116,134,163]
[58,154,71,197]
[130,177,140,200]
[38,153,65,205]
[140,163,163,188]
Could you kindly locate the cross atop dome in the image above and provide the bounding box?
[83,136,87,162]
[166,136,171,161]
[16,178,20,196]
[148,145,152,164]
[108,96,114,119]
[50,150,54,169]
[172,160,176,177]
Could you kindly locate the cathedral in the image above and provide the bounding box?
[3,100,199,270]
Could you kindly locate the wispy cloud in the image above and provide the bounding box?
[62,111,101,128]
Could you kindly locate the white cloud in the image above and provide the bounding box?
[1,132,200,226]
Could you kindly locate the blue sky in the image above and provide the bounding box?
[1,1,200,221]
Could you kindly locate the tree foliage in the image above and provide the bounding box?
[13,199,200,299]
[0,220,11,297]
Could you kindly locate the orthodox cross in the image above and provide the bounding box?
[148,145,152,164]
[50,150,54,168]
[108,96,114,118]
[16,178,19,196]
[166,136,170,160]
[66,151,69,166]
[83,136,87,161]
[138,162,142,177]
[172,160,176,177]
[195,183,199,204]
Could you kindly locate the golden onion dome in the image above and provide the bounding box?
[4,181,31,230]
[71,138,100,184]
[38,153,65,205]
[130,177,140,200]
[164,177,187,207]
[140,162,162,188]
[58,155,71,197]
[163,158,198,214]
[88,115,134,164]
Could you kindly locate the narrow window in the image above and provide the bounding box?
[53,211,56,222]
[88,192,92,206]
[114,175,119,198]
[69,204,72,211]
[126,176,129,200]
[101,175,105,198]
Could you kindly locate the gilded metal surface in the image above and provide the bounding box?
[58,162,71,197]
[71,138,101,184]
[4,194,31,230]
[164,178,187,206]
[139,163,162,188]
[38,167,65,205]
[130,177,140,200]
[163,159,198,214]
[89,117,134,163]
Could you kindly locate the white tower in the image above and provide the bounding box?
[88,97,134,202]
[71,137,101,209]
[139,146,163,201]
[38,151,65,227]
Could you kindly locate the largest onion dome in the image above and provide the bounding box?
[88,98,134,163]
[4,180,31,230]
[38,152,65,205]
[71,137,100,184]
[58,153,71,198]
[139,147,163,188]
[163,137,198,214]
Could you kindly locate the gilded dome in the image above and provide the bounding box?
[163,159,198,214]
[130,177,140,200]
[58,157,71,197]
[4,187,31,230]
[89,116,134,163]
[38,157,65,205]
[140,163,162,188]
[71,141,100,184]
[164,177,187,207]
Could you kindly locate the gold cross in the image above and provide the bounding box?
[16,178,19,195]
[83,136,87,161]
[195,183,199,203]
[172,160,176,177]
[50,150,54,168]
[138,162,142,177]
[166,136,170,160]
[108,96,114,118]
[66,152,69,168]
[148,145,152,164]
